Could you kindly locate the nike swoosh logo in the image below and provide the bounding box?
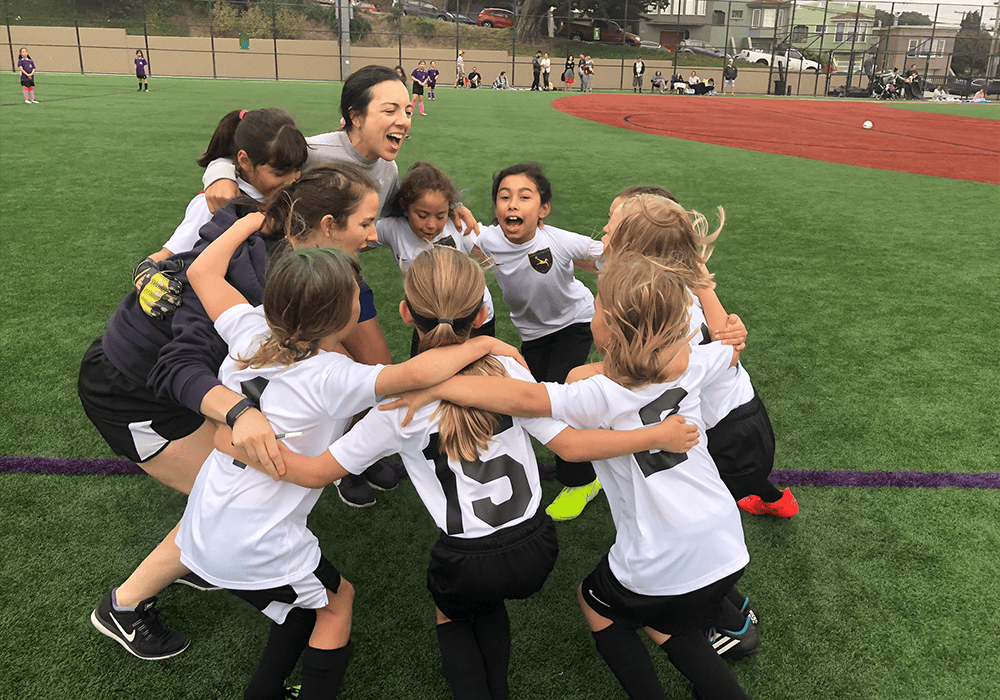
[587,589,609,608]
[110,612,136,642]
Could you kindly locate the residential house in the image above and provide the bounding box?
[870,23,956,82]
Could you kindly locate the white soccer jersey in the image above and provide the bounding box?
[176,304,384,590]
[546,342,749,596]
[686,294,755,429]
[331,356,565,539]
[472,224,603,341]
[372,216,494,322]
[162,177,263,256]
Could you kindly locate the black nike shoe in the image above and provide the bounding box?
[90,590,189,660]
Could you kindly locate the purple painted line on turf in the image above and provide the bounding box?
[2,455,999,489]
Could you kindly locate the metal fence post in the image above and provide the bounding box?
[72,0,84,74]
[142,0,151,75]
[5,0,15,72]
[271,0,279,80]
[510,5,516,85]
[923,3,940,86]
[209,0,217,79]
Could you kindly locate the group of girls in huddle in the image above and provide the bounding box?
[79,62,795,700]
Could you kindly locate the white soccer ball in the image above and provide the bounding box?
[863,120,873,130]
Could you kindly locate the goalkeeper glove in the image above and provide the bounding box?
[133,257,184,319]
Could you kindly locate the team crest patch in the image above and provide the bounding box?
[528,248,553,274]
[435,235,457,249]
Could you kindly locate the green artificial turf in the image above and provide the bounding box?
[1,73,999,700]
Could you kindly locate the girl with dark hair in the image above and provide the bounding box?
[468,162,607,522]
[233,247,693,700]
[134,108,307,319]
[18,48,37,103]
[134,50,149,91]
[366,161,496,357]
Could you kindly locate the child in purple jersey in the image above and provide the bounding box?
[411,60,429,116]
[17,48,37,103]
[134,50,149,92]
[427,60,439,100]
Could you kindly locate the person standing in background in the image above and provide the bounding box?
[632,57,645,93]
[455,51,466,88]
[531,52,542,91]
[134,50,150,92]
[18,48,38,103]
[723,59,738,96]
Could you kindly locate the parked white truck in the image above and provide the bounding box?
[739,48,821,72]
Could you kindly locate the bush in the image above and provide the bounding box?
[212,1,307,39]
[302,2,371,41]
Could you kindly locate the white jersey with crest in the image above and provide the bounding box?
[176,303,384,590]
[162,177,263,256]
[686,294,755,428]
[330,356,565,539]
[546,342,749,596]
[472,224,603,341]
[372,216,494,322]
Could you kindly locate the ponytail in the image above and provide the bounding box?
[197,109,243,168]
[404,247,506,462]
[197,108,308,175]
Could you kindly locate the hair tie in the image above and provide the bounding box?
[239,109,248,120]
[437,318,454,327]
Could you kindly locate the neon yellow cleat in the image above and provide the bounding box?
[545,479,602,521]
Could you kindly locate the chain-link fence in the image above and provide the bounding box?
[4,1,998,98]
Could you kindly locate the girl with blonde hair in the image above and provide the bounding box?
[377,252,753,699]
[254,247,695,700]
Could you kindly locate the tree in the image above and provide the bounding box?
[513,0,662,42]
[951,29,992,76]
[896,11,931,27]
[874,10,893,29]
[960,10,982,31]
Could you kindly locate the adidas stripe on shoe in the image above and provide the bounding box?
[708,616,760,660]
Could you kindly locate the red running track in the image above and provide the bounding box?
[554,96,1000,185]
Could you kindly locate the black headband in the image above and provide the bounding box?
[405,298,482,333]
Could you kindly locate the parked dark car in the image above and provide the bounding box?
[677,39,727,59]
[477,7,515,29]
[395,0,470,22]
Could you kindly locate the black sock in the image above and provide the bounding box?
[591,624,667,700]
[757,483,784,502]
[473,603,511,700]
[709,596,747,632]
[660,632,752,700]
[436,620,492,700]
[725,587,747,611]
[298,641,352,700]
[244,607,317,700]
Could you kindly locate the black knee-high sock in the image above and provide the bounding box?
[660,632,752,700]
[244,607,317,700]
[298,641,352,700]
[709,596,747,632]
[755,482,784,502]
[436,620,492,700]
[591,624,667,700]
[472,603,510,700]
[724,587,745,610]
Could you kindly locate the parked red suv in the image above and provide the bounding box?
[477,8,515,29]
